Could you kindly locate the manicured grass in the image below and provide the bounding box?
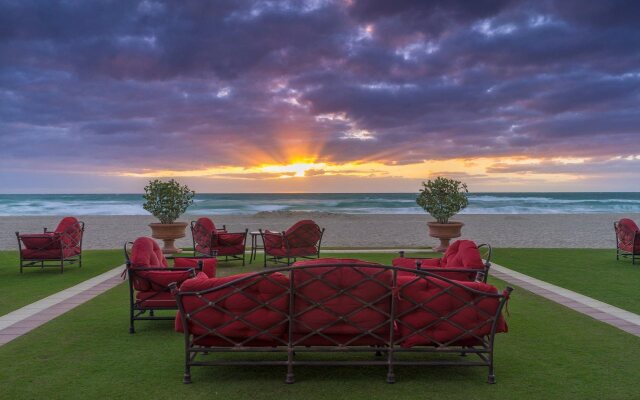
[0,249,123,315]
[1,252,639,399]
[492,248,640,314]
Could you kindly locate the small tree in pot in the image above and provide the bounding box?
[416,177,469,252]
[143,179,195,254]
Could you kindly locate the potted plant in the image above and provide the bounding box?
[416,177,469,252]
[142,179,195,254]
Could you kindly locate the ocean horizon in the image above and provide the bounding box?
[1,192,640,216]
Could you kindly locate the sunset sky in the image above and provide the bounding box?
[1,0,639,193]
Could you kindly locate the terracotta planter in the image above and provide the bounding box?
[149,222,188,254]
[427,221,464,252]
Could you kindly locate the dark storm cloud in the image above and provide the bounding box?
[1,0,639,174]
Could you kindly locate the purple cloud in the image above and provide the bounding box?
[1,0,639,188]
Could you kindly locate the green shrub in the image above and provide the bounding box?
[416,177,469,223]
[142,179,195,224]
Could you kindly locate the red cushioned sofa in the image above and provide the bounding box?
[614,218,639,265]
[392,240,491,282]
[191,217,248,265]
[259,220,325,267]
[172,258,511,384]
[124,237,217,333]
[15,216,85,273]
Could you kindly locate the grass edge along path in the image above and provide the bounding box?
[0,249,123,316]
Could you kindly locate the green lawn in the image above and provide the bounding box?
[0,249,123,315]
[492,248,640,314]
[1,252,639,399]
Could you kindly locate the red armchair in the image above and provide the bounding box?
[259,220,325,267]
[191,217,248,265]
[393,240,491,282]
[615,218,639,265]
[15,216,84,273]
[124,237,217,333]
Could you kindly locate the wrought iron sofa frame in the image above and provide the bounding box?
[172,262,511,385]
[614,221,639,265]
[123,241,215,333]
[15,221,85,274]
[396,243,492,283]
[258,227,325,267]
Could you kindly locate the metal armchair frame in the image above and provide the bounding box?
[124,241,213,333]
[614,221,639,265]
[16,221,85,274]
[172,262,511,385]
[259,227,325,268]
[191,221,248,266]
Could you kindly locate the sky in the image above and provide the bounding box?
[1,0,639,193]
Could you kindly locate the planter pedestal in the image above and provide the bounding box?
[149,222,188,254]
[427,222,464,252]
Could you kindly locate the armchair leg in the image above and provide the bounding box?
[129,307,135,334]
[183,367,192,384]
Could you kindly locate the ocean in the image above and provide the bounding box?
[0,193,639,216]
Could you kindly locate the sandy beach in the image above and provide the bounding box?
[2,212,636,251]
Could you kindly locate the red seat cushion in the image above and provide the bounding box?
[392,257,441,269]
[175,272,290,346]
[19,233,61,250]
[267,246,318,257]
[174,257,217,278]
[396,275,507,348]
[291,258,391,346]
[135,291,177,308]
[135,269,193,292]
[21,247,80,260]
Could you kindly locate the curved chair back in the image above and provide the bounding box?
[191,217,216,254]
[127,237,168,268]
[285,220,323,249]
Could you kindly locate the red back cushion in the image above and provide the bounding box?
[616,218,640,252]
[396,275,507,348]
[128,237,170,291]
[193,217,216,251]
[263,230,284,250]
[291,259,391,342]
[175,272,290,345]
[130,237,168,268]
[441,240,484,269]
[55,217,83,248]
[285,220,322,249]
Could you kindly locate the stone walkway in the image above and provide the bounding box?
[1,258,639,348]
[490,263,640,336]
[0,266,124,346]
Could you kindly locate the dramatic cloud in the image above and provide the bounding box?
[1,0,639,192]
